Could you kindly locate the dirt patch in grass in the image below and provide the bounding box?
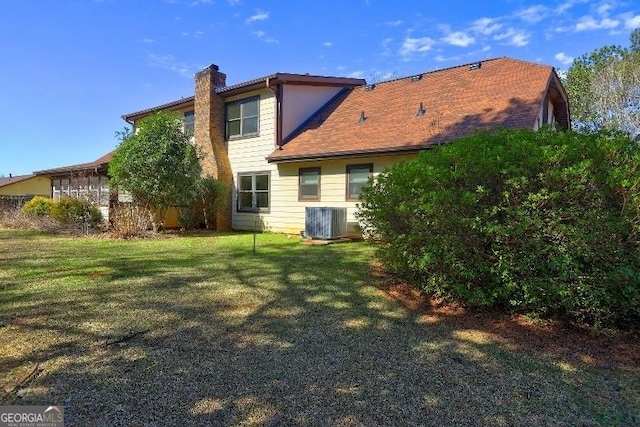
[373,265,640,374]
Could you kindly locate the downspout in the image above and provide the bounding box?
[265,78,283,149]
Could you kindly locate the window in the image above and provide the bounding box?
[346,164,373,201]
[299,167,321,201]
[52,179,61,201]
[237,172,270,212]
[226,96,259,138]
[183,111,195,136]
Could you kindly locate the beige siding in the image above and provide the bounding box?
[228,89,279,230]
[226,87,416,236]
[234,153,416,235]
[0,176,50,196]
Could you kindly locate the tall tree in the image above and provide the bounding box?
[565,31,640,135]
[109,111,202,227]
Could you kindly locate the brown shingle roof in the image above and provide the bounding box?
[34,150,115,176]
[121,74,364,122]
[268,57,569,163]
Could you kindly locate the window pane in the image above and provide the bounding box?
[90,176,100,189]
[238,192,253,209]
[348,165,371,199]
[227,103,240,120]
[242,116,258,135]
[243,99,259,117]
[301,169,318,185]
[349,167,371,183]
[256,192,269,208]
[227,120,241,137]
[100,177,109,192]
[240,175,253,191]
[301,184,318,198]
[255,174,268,191]
[300,169,319,199]
[349,183,366,199]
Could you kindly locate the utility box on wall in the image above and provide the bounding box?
[304,207,347,239]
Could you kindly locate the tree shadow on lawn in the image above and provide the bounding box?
[2,236,638,426]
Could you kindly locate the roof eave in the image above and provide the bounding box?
[266,144,432,164]
[122,96,195,122]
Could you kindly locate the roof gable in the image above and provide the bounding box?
[268,57,567,162]
[0,174,37,188]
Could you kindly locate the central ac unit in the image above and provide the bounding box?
[305,207,347,239]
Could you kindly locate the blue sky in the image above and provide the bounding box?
[1,0,638,176]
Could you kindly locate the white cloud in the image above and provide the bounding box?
[575,16,620,31]
[385,20,404,27]
[494,28,530,46]
[434,54,461,62]
[347,70,365,79]
[441,31,475,47]
[399,37,435,57]
[596,3,614,17]
[516,5,548,23]
[381,37,393,55]
[251,30,278,43]
[554,52,574,65]
[147,53,195,78]
[246,10,269,24]
[140,38,155,44]
[624,14,640,29]
[555,0,588,14]
[228,0,240,4]
[323,42,333,47]
[471,17,502,35]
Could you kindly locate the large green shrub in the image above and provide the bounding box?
[21,196,55,217]
[51,197,102,227]
[357,128,640,327]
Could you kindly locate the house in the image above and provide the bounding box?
[33,151,114,221]
[122,57,569,236]
[0,174,51,210]
[0,174,51,197]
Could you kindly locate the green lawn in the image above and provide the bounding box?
[0,228,637,426]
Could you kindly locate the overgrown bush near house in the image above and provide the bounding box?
[51,197,102,228]
[21,196,55,217]
[177,178,229,230]
[357,128,640,328]
[110,203,153,238]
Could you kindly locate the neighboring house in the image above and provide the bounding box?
[33,151,114,220]
[0,174,51,210]
[122,57,569,236]
[0,174,50,197]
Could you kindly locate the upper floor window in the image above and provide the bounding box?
[183,111,195,136]
[226,96,259,139]
[299,167,321,201]
[346,164,373,201]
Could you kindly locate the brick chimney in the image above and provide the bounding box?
[194,64,233,231]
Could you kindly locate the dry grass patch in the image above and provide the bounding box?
[0,228,638,426]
